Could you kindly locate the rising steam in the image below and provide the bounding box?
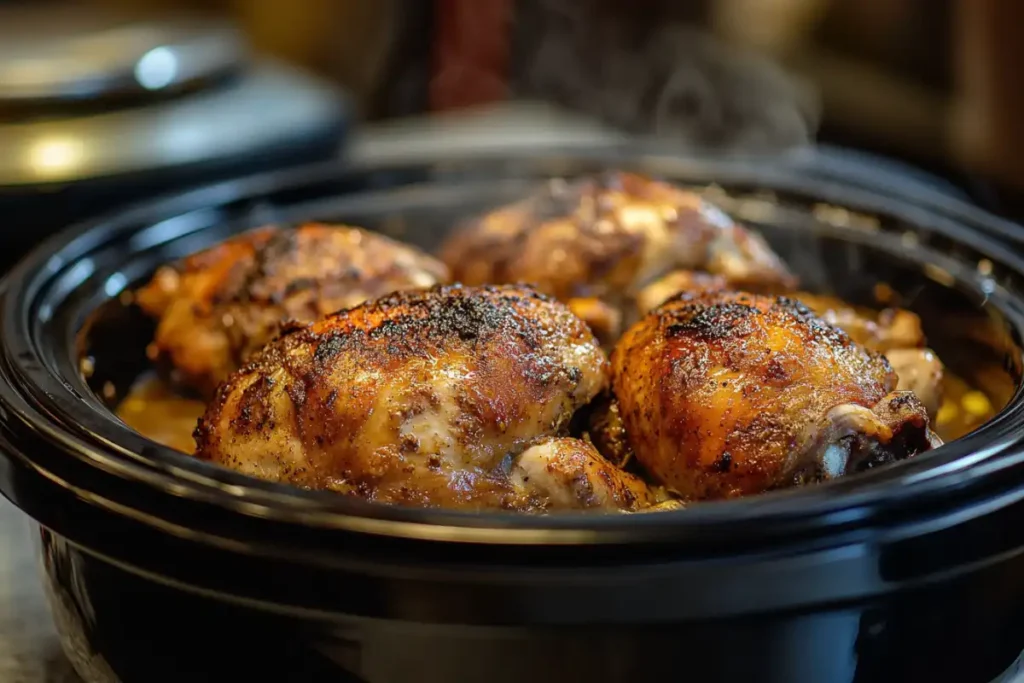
[512,0,820,151]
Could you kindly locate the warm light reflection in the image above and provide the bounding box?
[28,137,85,176]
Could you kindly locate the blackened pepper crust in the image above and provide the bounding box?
[439,171,797,344]
[607,289,932,501]
[194,284,661,512]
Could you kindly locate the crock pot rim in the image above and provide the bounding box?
[3,145,1024,545]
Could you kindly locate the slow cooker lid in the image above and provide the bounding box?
[0,6,245,107]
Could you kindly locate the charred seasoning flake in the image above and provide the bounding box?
[717,452,733,472]
[314,334,346,364]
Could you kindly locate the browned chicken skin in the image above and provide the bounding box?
[605,290,936,501]
[439,172,796,344]
[194,284,660,511]
[136,223,449,397]
[637,271,945,419]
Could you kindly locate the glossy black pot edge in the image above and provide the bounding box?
[2,150,1024,545]
[7,430,1024,628]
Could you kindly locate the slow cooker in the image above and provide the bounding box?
[0,148,1023,683]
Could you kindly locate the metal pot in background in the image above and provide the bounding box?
[0,4,350,273]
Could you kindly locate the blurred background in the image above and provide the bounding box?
[2,0,1024,269]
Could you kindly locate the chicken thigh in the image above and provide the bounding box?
[637,272,944,418]
[439,172,795,344]
[604,290,936,501]
[136,223,449,397]
[194,284,659,512]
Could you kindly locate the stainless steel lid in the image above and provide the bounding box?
[0,6,246,105]
[0,61,346,187]
[0,6,346,188]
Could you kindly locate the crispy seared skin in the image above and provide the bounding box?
[194,284,657,511]
[606,290,935,501]
[639,272,927,351]
[636,271,944,419]
[136,223,449,397]
[439,172,795,344]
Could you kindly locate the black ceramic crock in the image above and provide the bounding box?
[2,149,1024,683]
